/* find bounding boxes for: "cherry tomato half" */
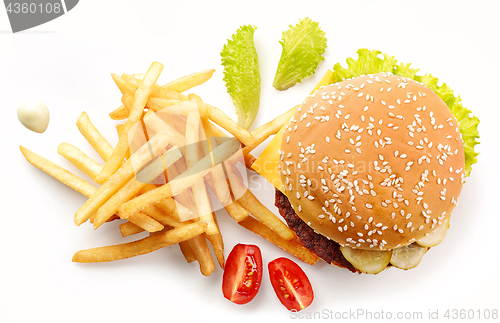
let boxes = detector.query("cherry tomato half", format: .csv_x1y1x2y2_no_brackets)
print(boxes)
268,257,314,311
222,244,263,304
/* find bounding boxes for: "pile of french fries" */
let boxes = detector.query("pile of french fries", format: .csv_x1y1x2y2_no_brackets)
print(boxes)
20,61,318,277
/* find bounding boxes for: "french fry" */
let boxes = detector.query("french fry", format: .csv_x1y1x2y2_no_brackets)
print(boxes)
200,117,231,203
143,111,186,148
160,147,212,278
57,143,102,180
243,105,299,154
225,147,257,171
169,156,197,207
141,205,189,229
92,147,182,229
203,199,224,269
111,98,187,120
118,169,210,221
222,201,249,222
146,97,255,148
116,123,124,135
116,69,215,120
187,234,215,276
243,153,257,170
109,102,151,122
185,109,218,235
123,69,214,94
113,98,189,121
140,184,193,222
179,241,197,263
115,124,131,160
205,232,224,268
190,110,230,268
124,211,164,233
238,217,318,265
20,146,96,198
111,73,136,96
72,222,206,263
95,62,163,184
118,137,240,220
201,158,250,222
146,98,189,113
109,105,129,120
106,215,120,222
122,74,188,101
198,103,255,147
226,168,296,241
159,157,199,222
180,132,241,179
110,170,191,230
169,115,189,140
26,144,159,231
154,199,191,222
160,155,215,274
143,108,155,120
22,145,157,231
187,105,226,264
56,142,162,230
162,69,215,93
74,131,172,226
119,221,145,237
76,112,114,162
238,191,296,240
120,204,189,237
199,116,250,222
204,119,257,170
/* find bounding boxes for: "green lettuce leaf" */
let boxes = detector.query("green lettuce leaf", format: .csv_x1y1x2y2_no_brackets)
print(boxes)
220,25,261,130
331,49,397,82
273,18,327,91
330,48,480,177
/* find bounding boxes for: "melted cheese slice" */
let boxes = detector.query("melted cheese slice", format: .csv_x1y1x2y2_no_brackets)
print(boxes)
251,124,286,192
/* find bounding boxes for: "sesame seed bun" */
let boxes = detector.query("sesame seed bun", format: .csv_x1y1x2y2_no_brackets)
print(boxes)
279,72,465,250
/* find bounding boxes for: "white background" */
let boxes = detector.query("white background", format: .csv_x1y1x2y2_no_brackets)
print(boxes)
1,1,499,322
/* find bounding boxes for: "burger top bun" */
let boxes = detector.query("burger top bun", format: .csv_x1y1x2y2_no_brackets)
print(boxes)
279,72,465,250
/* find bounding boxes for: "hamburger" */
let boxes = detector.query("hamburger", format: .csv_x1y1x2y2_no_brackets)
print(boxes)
255,49,480,274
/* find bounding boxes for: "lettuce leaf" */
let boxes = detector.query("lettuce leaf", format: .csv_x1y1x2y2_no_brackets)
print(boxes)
330,48,479,177
221,25,261,129
273,18,327,91
331,49,397,82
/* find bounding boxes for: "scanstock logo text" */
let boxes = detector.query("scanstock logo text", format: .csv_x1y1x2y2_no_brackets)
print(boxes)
3,0,79,33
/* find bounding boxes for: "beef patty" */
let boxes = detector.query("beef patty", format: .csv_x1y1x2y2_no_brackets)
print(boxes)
275,189,359,273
